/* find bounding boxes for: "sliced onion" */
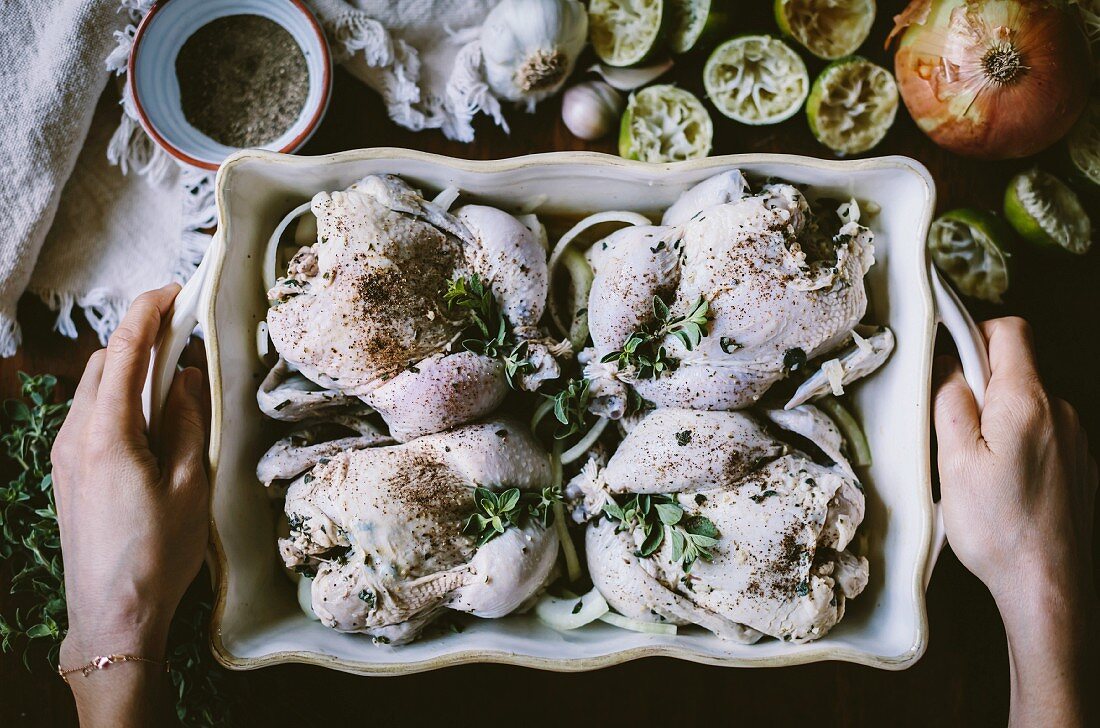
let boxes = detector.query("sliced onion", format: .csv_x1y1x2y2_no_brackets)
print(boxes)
256,320,270,362
431,186,461,211
530,397,555,434
821,358,845,396
561,416,610,464
547,211,650,338
561,248,594,350
588,59,674,91
265,202,313,290
294,211,317,247
550,442,583,583
297,577,320,621
817,395,871,468
515,213,549,251
535,588,609,631
599,611,677,635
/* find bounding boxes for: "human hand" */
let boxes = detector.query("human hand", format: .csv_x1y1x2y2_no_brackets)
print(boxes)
933,316,1097,727
933,316,1096,608
51,285,208,708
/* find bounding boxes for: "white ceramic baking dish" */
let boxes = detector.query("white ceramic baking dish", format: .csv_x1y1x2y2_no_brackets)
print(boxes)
145,149,990,674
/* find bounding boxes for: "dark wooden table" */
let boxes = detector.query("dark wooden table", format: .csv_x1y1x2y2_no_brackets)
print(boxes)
3,3,1097,726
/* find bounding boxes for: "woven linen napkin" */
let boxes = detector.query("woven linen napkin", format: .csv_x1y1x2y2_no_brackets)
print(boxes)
308,0,503,142
1,0,511,356
0,0,126,355
28,90,211,344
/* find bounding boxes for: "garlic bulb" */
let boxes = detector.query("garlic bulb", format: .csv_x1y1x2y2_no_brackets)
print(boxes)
561,80,624,140
481,0,588,111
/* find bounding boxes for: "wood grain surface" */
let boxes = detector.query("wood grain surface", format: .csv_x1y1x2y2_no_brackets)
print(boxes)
2,2,1097,726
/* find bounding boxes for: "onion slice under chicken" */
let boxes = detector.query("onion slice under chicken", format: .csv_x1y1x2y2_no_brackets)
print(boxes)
535,588,610,631
264,201,313,291
547,210,651,338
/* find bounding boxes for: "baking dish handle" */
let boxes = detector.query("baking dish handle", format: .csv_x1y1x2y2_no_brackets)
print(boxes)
142,248,213,445
925,265,991,587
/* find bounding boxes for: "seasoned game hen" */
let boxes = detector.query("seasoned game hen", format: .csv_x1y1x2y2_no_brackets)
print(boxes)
582,171,883,417
264,174,559,441
567,407,868,643
280,419,558,645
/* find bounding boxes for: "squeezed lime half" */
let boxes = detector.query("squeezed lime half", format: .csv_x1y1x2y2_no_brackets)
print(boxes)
1066,98,1100,188
667,0,725,53
775,0,875,59
807,56,898,155
619,84,713,163
928,208,1014,303
589,0,667,67
703,35,809,125
1004,169,1092,255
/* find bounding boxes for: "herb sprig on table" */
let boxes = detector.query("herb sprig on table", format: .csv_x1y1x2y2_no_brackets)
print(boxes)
444,274,533,387
462,485,563,547
0,373,70,666
602,493,720,572
601,295,711,379
0,373,243,727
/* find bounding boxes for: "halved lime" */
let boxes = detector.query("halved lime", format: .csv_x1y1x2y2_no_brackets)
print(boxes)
1066,97,1100,188
775,0,875,60
668,0,726,53
1004,169,1092,254
619,84,713,162
807,57,898,155
703,35,809,125
589,0,667,67
927,209,1014,303
1081,0,1100,43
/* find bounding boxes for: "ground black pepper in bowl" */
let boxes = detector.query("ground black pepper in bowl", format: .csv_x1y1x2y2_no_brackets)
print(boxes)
176,14,309,148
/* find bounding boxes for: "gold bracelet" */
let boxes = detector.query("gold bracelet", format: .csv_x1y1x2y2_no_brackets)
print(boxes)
58,653,170,682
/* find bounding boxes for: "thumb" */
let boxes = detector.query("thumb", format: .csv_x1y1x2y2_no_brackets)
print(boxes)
932,355,982,456
160,367,208,490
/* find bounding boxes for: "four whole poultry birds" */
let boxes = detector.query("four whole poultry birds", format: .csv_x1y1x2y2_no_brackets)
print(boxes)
259,171,891,644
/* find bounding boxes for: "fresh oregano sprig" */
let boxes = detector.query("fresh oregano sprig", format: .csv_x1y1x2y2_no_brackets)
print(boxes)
462,485,563,547
0,373,70,667
602,492,720,572
445,274,533,388
0,374,245,727
601,295,711,380
546,377,591,440
444,273,496,332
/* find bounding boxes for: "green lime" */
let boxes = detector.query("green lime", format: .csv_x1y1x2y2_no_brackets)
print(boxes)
703,35,809,125
1080,0,1100,42
1004,168,1092,254
806,56,898,155
619,84,713,163
667,0,726,53
775,0,875,60
1066,97,1100,188
927,209,1014,303
589,0,668,67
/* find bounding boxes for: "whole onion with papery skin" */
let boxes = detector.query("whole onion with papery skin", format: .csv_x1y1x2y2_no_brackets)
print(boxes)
889,0,1093,160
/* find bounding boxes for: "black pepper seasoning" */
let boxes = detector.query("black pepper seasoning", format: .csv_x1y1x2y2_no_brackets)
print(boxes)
176,14,309,148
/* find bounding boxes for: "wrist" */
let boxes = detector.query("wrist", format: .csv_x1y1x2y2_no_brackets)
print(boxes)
992,559,1095,651
61,607,171,670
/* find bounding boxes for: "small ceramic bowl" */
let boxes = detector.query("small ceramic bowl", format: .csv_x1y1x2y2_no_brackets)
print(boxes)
128,0,331,171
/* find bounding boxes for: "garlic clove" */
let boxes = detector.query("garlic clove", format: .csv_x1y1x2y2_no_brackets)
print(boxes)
588,58,674,91
561,80,624,140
